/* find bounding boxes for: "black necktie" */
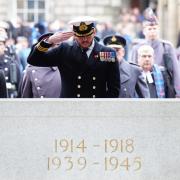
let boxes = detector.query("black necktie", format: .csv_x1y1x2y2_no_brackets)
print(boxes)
82,48,89,52
82,48,89,60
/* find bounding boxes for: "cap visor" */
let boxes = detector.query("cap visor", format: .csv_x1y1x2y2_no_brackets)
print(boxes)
107,44,123,48
74,30,94,37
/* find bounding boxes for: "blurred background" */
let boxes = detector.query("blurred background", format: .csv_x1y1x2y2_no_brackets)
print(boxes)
0,0,179,46
0,0,180,98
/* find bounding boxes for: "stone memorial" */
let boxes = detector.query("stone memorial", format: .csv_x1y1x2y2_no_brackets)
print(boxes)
0,99,180,180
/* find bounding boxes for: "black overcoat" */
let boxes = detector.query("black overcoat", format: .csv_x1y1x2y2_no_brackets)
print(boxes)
27,40,120,98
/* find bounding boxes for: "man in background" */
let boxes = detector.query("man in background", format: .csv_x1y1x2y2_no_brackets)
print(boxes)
103,35,149,98
130,8,180,97
137,45,175,98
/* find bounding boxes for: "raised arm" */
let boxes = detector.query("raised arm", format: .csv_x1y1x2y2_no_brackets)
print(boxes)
27,32,74,67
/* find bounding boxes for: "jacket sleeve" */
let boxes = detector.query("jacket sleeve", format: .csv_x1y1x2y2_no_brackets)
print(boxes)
27,41,66,67
106,60,121,98
167,43,180,97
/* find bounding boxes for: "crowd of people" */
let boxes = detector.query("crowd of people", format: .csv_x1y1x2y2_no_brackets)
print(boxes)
0,7,180,98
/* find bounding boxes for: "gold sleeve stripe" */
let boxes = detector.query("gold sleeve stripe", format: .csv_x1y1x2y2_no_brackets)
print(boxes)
36,43,49,52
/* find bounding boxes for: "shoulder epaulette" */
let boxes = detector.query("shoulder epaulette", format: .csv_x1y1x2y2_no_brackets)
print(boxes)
129,61,140,67
161,39,173,47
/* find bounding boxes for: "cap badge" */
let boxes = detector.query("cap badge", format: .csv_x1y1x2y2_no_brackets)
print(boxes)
79,22,88,32
111,36,117,42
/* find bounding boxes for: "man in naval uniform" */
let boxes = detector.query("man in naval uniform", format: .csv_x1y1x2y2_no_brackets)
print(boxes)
103,35,150,98
130,8,180,97
27,16,120,98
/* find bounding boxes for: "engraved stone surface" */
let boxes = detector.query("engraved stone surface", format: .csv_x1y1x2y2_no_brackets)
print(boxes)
0,99,180,180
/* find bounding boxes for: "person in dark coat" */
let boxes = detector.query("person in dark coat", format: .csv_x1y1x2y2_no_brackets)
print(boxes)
103,35,150,98
130,8,180,97
0,70,7,98
0,32,21,98
27,16,120,98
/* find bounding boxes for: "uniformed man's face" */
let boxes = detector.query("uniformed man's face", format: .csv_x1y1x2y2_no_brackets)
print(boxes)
0,41,6,55
143,25,159,40
113,46,125,62
138,51,154,72
74,30,95,48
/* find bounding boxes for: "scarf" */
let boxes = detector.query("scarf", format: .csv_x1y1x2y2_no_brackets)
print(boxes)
152,64,165,98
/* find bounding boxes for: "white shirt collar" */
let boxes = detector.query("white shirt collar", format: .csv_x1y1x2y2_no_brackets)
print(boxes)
143,71,154,83
86,40,95,57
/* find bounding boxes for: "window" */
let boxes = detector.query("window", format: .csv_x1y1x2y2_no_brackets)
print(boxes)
17,0,46,22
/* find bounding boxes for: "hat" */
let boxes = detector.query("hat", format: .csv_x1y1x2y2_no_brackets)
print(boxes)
38,32,54,42
103,35,126,48
68,16,97,37
143,7,159,27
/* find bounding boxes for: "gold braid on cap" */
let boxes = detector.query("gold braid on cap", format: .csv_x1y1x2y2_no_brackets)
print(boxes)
36,42,49,52
79,22,88,32
75,29,94,37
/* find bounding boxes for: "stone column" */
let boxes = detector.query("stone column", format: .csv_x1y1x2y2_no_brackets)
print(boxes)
0,0,7,20
157,0,163,38
6,0,17,22
158,0,178,46
167,0,178,45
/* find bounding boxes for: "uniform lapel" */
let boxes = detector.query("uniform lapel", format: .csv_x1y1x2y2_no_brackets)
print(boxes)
70,41,89,74
88,41,102,67
72,41,85,63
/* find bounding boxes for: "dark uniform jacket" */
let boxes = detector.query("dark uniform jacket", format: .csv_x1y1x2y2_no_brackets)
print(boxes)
0,54,21,98
119,59,150,98
20,65,61,98
0,70,7,98
27,40,120,98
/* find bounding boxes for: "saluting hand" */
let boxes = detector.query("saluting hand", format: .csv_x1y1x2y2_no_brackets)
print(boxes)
47,31,74,45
